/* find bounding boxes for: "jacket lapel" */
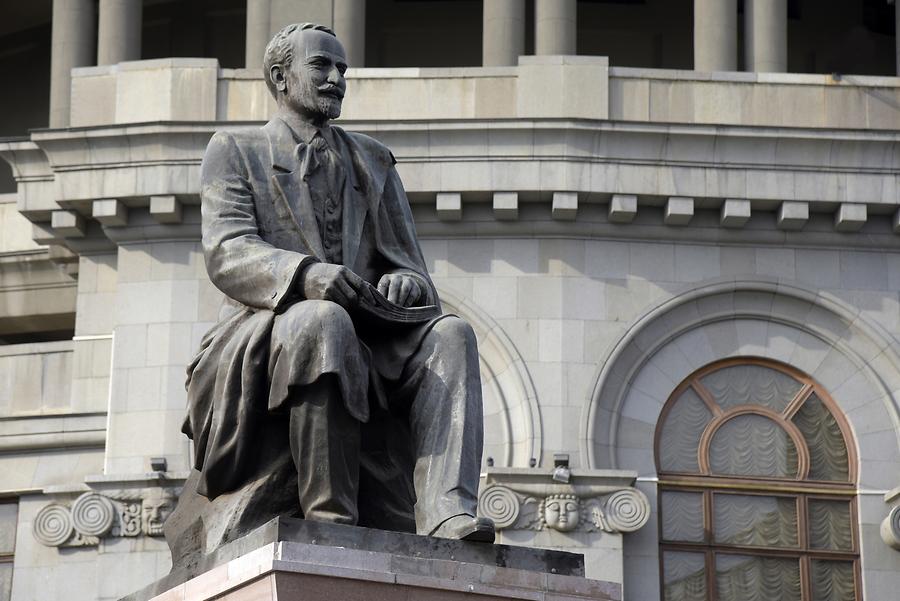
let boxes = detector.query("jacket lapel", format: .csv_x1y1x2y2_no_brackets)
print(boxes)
335,129,391,269
338,135,366,270
264,119,326,259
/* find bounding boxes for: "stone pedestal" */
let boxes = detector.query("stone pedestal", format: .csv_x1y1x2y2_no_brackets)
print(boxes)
121,518,619,601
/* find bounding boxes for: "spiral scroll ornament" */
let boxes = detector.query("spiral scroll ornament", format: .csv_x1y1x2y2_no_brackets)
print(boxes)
71,493,116,537
603,489,650,532
33,504,74,547
881,505,900,550
477,485,520,529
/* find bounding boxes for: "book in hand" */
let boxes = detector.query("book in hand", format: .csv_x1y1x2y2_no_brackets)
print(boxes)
354,282,441,325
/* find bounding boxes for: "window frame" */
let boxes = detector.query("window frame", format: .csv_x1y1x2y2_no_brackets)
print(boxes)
0,498,16,601
655,357,861,601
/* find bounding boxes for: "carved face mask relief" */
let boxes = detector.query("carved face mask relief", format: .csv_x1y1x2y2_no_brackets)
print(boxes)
543,495,580,532
141,495,175,536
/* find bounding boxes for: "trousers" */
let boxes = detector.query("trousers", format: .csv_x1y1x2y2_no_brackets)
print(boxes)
268,299,484,535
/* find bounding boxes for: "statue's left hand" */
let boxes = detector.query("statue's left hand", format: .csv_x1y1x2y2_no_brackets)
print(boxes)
377,274,422,307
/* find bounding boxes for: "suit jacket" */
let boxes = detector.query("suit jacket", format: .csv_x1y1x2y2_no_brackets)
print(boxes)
201,117,437,315
184,117,439,498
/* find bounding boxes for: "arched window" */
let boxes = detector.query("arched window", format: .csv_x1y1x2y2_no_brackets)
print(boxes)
655,358,860,601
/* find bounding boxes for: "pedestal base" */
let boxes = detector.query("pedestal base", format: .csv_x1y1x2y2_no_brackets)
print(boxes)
122,518,619,601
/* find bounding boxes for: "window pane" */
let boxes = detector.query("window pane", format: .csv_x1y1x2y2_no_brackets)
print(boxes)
709,415,798,478
663,551,707,601
0,563,10,601
809,500,853,551
700,365,802,412
792,394,850,482
661,492,705,542
0,504,16,555
715,555,801,601
659,388,712,473
713,494,798,548
810,560,856,601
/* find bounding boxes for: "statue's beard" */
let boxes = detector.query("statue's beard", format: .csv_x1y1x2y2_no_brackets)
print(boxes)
316,96,342,120
288,85,342,121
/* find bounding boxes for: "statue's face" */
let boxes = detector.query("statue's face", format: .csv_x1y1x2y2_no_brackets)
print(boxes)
544,497,579,532
281,29,347,123
141,496,175,536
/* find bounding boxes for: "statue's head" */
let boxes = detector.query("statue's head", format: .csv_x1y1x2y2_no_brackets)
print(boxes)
264,23,347,124
541,494,580,532
141,491,176,536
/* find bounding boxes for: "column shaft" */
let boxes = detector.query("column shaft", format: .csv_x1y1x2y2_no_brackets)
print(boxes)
535,0,576,55
694,0,737,71
98,0,142,65
246,0,272,69
745,0,786,72
334,0,366,67
483,0,525,66
896,1,900,76
50,0,96,128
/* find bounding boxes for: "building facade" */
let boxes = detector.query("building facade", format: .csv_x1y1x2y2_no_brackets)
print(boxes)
1,1,899,600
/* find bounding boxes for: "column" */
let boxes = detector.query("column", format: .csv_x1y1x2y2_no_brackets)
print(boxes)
745,0,787,72
334,0,365,67
50,0,96,128
535,0,576,55
483,0,525,66
896,1,900,76
245,0,272,69
98,0,142,65
694,0,737,71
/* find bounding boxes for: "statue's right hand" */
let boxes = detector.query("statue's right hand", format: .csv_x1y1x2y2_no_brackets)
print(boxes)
300,263,365,308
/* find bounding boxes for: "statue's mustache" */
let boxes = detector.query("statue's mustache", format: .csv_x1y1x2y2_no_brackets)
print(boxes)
318,85,344,99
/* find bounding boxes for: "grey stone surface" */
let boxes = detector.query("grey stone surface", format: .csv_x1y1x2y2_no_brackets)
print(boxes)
149,195,182,224
51,210,86,237
720,198,751,227
776,200,808,230
694,0,737,71
482,0,525,67
93,199,129,226
664,196,694,225
745,0,787,73
50,0,96,127
835,202,867,232
436,192,463,221
494,191,519,220
535,0,576,56
551,191,578,221
125,517,587,601
608,194,637,224
97,0,142,66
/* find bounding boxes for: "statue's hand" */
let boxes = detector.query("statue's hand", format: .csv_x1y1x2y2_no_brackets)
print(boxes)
377,274,422,307
301,263,366,308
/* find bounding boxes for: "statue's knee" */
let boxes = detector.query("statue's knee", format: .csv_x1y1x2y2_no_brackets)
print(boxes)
430,316,476,349
275,300,354,342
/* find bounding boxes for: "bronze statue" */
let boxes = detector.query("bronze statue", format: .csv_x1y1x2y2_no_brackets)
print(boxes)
178,22,493,546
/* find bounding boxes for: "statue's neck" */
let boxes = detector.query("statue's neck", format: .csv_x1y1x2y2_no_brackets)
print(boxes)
276,108,330,134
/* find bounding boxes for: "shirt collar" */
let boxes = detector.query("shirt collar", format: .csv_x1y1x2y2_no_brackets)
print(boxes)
278,114,336,147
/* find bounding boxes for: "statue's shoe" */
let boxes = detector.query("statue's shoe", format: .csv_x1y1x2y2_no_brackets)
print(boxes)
430,515,495,543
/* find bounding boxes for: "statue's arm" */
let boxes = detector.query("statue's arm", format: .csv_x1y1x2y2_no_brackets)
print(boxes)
200,131,316,311
377,165,439,307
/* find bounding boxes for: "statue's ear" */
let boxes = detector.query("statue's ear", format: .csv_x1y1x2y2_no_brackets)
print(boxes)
270,64,287,94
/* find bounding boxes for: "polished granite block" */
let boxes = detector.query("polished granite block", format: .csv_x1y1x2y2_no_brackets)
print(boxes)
121,517,621,601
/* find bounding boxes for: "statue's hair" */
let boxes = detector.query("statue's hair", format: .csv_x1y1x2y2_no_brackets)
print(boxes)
263,23,336,98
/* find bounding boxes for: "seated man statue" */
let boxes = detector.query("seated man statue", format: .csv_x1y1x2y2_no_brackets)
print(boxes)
179,22,494,544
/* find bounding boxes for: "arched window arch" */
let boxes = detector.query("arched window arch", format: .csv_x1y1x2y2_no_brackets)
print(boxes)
655,358,860,601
